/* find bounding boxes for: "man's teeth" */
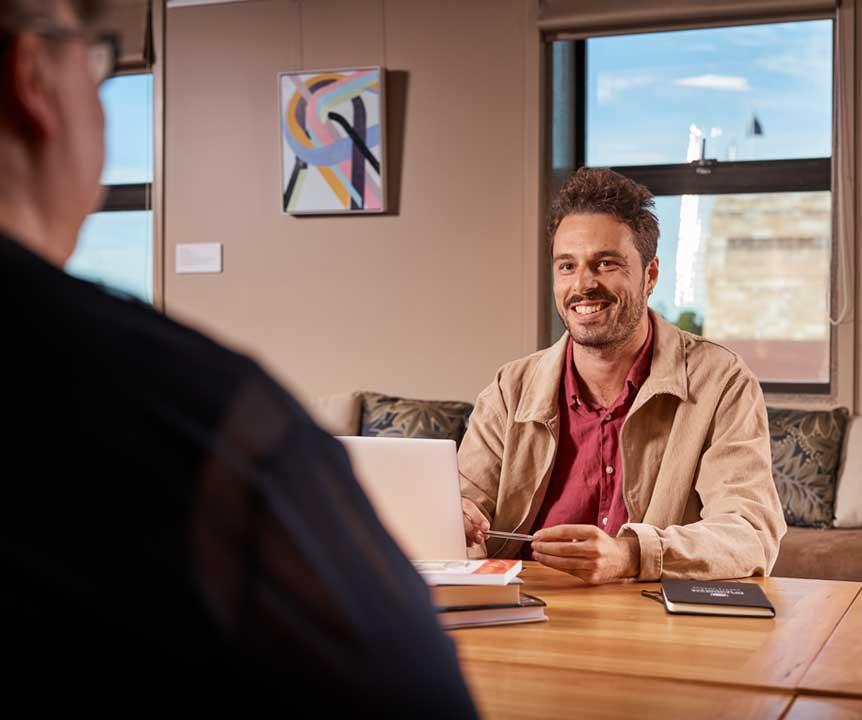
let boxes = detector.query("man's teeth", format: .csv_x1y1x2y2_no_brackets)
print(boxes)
574,304,605,315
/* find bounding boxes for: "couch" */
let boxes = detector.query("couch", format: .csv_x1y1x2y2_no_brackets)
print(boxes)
769,410,862,581
309,391,862,582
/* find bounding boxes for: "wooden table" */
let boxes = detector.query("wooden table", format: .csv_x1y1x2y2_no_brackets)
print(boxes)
798,588,862,698
459,662,794,720
784,696,862,720
450,563,862,717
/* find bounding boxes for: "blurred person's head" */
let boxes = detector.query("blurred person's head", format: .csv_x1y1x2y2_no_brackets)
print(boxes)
0,0,110,265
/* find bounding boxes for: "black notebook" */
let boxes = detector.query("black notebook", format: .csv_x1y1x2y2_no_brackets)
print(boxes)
645,579,776,618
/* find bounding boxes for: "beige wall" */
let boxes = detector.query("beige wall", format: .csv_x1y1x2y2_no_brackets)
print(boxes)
164,0,541,405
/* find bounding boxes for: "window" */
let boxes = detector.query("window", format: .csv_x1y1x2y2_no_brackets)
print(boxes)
549,19,835,394
66,72,153,304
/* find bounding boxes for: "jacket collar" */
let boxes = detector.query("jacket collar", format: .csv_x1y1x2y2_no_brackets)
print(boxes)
513,331,569,423
637,309,689,406
513,309,688,424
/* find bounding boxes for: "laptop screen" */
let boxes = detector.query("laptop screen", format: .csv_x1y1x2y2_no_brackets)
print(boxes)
338,436,468,561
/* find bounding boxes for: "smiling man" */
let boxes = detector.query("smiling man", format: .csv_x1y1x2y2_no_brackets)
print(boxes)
459,167,786,584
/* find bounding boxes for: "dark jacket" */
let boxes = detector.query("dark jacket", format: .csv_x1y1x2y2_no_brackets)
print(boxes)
1,232,476,716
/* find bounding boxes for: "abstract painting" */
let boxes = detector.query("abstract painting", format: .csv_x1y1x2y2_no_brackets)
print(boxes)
279,66,386,214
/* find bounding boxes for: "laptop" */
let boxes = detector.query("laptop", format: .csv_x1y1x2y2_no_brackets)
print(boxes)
338,436,468,561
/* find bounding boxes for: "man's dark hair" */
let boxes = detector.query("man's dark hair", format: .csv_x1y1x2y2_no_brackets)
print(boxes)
547,167,660,267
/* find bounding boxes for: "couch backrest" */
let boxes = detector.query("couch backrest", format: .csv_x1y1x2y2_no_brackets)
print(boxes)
307,391,363,436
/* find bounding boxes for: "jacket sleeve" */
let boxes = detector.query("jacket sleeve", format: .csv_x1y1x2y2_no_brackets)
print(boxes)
457,374,509,557
622,366,787,581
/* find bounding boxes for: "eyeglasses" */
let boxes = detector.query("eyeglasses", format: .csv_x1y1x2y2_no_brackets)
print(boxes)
34,27,121,85
85,34,120,85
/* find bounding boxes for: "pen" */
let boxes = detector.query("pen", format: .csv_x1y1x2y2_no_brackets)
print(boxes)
485,530,535,542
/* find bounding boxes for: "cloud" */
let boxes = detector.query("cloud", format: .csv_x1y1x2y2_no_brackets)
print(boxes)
675,74,751,91
727,24,777,47
684,42,717,53
755,46,830,81
597,73,655,103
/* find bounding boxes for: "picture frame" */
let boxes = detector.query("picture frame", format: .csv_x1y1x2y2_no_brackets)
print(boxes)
278,66,386,215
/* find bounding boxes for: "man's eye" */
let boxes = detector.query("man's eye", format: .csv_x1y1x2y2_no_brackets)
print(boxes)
559,263,573,272
597,260,614,269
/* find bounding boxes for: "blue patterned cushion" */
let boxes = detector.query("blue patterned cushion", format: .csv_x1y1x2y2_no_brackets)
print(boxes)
360,392,473,446
768,407,850,527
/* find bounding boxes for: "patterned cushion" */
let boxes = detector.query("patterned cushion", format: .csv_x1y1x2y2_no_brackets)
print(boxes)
360,392,473,445
768,407,850,527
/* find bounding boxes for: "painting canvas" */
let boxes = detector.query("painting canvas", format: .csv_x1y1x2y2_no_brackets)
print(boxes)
279,66,386,214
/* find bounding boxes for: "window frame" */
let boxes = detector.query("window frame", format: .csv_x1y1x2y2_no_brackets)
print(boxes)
102,182,150,213
82,0,164,308
82,67,155,306
99,66,153,214
550,20,838,397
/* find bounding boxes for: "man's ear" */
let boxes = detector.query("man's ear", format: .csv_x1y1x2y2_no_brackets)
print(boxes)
645,255,659,295
4,33,59,142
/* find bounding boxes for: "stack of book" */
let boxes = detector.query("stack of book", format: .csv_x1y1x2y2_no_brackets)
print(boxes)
414,559,547,629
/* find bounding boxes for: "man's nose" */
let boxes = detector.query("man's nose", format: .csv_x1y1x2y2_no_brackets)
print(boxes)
571,265,599,295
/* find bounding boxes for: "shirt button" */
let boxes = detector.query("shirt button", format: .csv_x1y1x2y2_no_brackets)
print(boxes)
604,413,612,422
605,466,614,474
602,517,608,526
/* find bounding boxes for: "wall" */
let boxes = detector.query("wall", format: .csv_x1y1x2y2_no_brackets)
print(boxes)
164,0,541,405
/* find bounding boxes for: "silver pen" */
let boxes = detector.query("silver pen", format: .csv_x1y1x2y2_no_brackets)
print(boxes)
485,530,535,542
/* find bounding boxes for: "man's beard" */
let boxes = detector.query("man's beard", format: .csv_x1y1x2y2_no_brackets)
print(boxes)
561,279,648,350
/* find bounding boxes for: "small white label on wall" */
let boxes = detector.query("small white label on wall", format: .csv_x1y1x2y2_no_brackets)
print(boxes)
176,243,222,274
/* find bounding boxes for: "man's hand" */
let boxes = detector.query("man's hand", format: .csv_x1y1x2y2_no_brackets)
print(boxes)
530,525,640,584
461,497,490,547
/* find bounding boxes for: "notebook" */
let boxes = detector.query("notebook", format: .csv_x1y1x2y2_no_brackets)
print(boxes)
643,579,776,618
437,593,548,630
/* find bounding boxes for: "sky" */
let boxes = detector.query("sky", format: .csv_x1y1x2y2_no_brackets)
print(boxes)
100,73,153,185
584,19,832,166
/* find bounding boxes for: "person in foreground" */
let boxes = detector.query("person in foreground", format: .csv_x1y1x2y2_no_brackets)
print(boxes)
460,167,786,584
0,1,476,714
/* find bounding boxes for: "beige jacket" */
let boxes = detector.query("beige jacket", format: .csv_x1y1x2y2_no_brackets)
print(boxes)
458,311,787,581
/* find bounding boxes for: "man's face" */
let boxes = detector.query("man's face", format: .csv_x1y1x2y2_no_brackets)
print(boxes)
552,212,658,350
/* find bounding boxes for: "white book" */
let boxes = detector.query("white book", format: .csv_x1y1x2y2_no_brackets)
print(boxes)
414,559,523,586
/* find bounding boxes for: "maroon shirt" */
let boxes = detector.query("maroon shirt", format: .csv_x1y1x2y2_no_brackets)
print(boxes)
523,320,654,558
